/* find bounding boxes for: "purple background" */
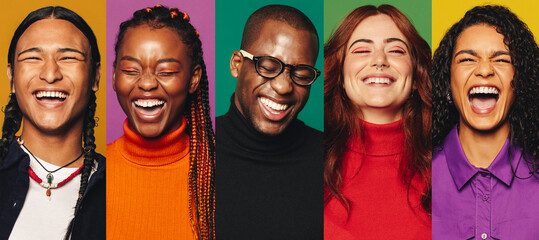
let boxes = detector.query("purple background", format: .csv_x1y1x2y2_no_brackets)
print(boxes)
106,0,215,143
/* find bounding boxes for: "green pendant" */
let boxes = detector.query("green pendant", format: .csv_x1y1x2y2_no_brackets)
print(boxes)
46,173,53,184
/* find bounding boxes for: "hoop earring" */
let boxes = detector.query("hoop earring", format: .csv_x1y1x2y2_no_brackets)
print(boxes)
446,92,453,104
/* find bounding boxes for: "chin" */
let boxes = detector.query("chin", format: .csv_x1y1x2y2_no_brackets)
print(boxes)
133,124,164,139
254,121,289,136
463,117,507,133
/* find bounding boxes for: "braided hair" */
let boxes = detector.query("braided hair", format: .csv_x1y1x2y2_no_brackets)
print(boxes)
0,6,100,239
114,5,215,239
432,5,539,176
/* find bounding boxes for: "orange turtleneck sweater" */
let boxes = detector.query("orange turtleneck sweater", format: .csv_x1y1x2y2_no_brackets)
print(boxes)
324,119,430,240
106,118,194,240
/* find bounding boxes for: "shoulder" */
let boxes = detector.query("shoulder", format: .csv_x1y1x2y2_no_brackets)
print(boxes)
295,119,323,140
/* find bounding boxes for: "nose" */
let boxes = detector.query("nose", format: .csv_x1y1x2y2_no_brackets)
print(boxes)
138,71,158,91
474,60,495,78
39,59,62,83
269,69,294,95
371,49,389,69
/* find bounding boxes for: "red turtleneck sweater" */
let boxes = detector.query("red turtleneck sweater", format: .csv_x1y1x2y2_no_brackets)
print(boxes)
324,119,430,239
106,118,194,240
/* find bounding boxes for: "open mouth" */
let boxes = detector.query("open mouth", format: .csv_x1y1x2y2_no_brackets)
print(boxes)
133,98,166,117
468,86,499,114
258,97,292,121
362,77,394,85
34,90,68,103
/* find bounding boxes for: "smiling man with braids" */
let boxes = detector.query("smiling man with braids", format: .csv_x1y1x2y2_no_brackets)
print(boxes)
216,5,323,239
0,6,104,240
107,5,215,240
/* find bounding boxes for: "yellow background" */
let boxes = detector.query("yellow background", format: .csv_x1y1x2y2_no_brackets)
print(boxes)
432,0,539,50
0,0,107,155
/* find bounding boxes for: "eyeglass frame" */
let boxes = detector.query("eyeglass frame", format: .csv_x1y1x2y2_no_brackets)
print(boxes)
239,49,320,86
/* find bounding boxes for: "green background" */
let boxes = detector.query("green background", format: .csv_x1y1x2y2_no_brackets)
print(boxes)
215,0,324,131
324,0,432,47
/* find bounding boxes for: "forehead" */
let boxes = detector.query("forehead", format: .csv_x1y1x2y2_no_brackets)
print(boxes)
118,25,190,60
348,14,408,46
248,19,317,65
454,24,508,52
17,18,89,53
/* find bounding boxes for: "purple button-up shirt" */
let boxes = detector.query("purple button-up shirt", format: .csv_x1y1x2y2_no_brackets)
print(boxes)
433,126,539,240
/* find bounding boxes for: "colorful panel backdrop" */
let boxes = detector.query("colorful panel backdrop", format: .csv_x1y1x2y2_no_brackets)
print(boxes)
215,0,324,131
0,0,107,154
432,0,539,51
324,0,432,46
106,0,215,143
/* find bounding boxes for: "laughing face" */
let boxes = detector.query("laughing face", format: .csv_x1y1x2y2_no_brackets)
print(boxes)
342,14,413,124
231,19,317,135
114,25,201,139
451,24,514,132
8,19,98,135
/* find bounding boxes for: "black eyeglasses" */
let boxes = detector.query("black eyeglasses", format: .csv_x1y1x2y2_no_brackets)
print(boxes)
239,50,320,86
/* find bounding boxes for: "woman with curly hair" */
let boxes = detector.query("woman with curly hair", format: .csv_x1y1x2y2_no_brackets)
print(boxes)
106,5,215,240
324,5,431,239
432,5,539,239
0,6,104,240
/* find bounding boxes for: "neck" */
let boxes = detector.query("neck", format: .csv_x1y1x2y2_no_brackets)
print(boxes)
20,120,84,167
359,107,403,124
458,120,510,168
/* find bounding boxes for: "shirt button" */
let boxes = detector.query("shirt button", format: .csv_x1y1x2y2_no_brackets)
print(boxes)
481,233,487,239
12,202,17,208
481,172,489,177
482,195,489,202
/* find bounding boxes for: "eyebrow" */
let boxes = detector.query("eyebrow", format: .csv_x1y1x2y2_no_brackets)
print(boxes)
454,49,511,58
17,47,87,58
119,56,182,66
58,48,87,58
119,56,140,63
156,58,182,66
17,47,41,58
348,38,409,50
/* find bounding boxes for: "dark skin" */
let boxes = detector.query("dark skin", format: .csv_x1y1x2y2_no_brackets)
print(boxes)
230,19,318,136
113,25,201,139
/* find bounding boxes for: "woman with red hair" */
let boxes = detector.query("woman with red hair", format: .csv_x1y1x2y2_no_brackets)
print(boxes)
324,5,431,239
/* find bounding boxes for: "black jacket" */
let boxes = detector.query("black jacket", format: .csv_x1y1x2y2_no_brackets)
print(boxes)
0,140,105,240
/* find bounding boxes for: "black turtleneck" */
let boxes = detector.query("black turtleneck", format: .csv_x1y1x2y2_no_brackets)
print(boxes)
215,96,323,239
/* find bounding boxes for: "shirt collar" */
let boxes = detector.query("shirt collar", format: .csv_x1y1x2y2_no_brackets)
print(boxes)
444,125,521,190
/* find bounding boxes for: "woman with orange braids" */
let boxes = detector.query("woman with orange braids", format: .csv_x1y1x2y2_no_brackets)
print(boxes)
106,5,215,240
324,5,431,239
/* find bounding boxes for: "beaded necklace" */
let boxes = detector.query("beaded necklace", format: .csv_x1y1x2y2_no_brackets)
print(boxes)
17,137,84,200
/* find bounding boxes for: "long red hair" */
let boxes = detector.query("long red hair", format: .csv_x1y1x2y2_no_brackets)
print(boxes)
324,5,432,213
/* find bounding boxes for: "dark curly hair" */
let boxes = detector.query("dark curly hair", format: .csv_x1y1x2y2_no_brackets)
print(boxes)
114,5,215,239
432,5,539,174
1,6,100,240
324,4,432,213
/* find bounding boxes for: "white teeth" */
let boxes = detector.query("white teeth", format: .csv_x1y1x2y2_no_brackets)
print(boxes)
364,77,391,84
35,91,66,99
260,97,288,111
469,86,499,95
134,99,165,108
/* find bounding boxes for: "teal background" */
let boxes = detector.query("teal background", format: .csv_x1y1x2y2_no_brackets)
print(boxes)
215,0,324,131
324,0,432,47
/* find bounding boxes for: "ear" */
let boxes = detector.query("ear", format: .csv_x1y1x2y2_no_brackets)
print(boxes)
188,64,202,94
230,50,244,78
7,64,14,93
112,66,117,92
92,63,101,92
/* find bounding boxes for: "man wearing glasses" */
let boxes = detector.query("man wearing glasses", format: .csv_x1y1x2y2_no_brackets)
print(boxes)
215,4,323,239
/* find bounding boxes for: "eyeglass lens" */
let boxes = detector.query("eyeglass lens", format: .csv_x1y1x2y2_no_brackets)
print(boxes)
256,57,316,85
